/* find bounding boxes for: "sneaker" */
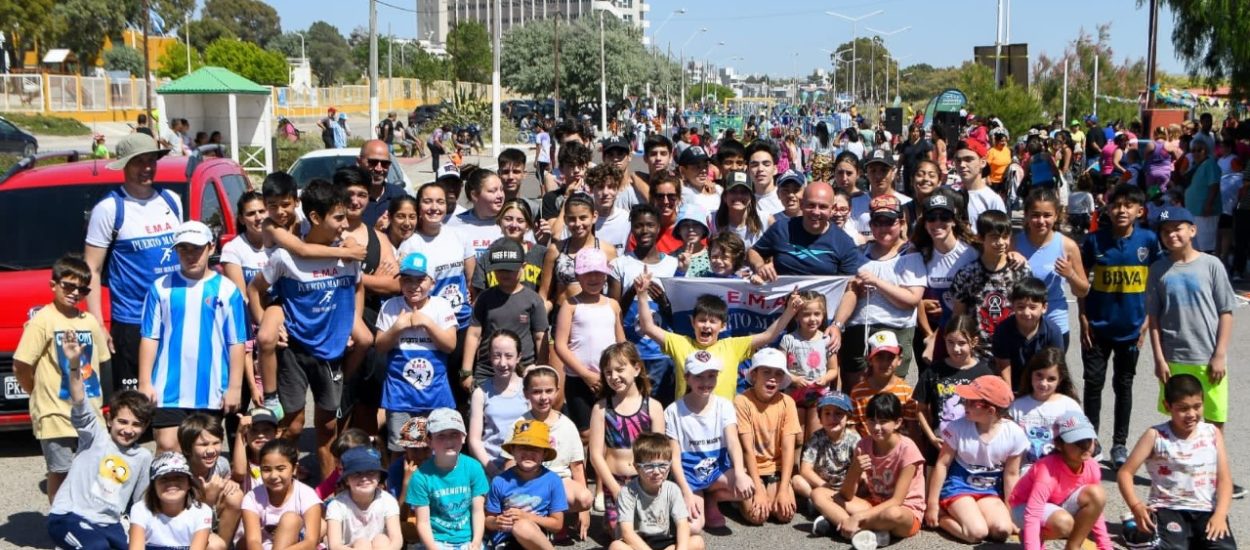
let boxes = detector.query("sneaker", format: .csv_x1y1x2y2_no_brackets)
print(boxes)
851,529,889,550
262,394,284,422
593,490,605,513
811,516,831,536
1233,483,1247,499
1111,445,1129,469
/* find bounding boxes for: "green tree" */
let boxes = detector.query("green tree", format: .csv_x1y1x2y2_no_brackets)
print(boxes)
687,82,735,103
0,0,57,70
1031,25,1146,127
826,35,895,104
204,37,288,85
446,21,491,83
51,0,128,73
152,0,196,34
103,45,144,76
305,21,356,85
155,41,203,79
959,62,1043,137
185,18,236,51
201,0,280,47
267,32,305,60
1157,0,1250,102
897,63,961,104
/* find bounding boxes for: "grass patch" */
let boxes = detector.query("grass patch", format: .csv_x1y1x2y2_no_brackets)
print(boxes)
0,113,91,136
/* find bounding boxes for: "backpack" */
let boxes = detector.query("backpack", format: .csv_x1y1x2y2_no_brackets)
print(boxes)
103,188,184,283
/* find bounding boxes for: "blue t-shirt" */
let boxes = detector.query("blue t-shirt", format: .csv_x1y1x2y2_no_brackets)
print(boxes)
262,248,361,360
485,467,568,545
991,314,1064,392
751,216,865,276
406,456,489,544
375,296,459,414
1186,158,1222,217
84,188,183,324
1081,226,1159,342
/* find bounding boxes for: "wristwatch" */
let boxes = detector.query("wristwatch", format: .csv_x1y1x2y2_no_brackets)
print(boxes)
830,320,845,331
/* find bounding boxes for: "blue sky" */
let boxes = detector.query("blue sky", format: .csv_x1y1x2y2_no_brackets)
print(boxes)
261,0,1188,77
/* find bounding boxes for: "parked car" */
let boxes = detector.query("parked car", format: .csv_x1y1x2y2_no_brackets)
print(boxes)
287,148,412,191
0,116,38,156
407,103,446,128
0,147,247,430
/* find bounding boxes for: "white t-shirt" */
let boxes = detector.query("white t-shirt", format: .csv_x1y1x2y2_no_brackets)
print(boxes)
664,397,737,461
1008,394,1083,471
850,191,913,235
684,184,723,218
596,207,631,256
942,417,1029,475
397,228,475,325
924,241,980,321
220,236,272,286
966,187,1007,234
519,413,584,479
447,210,505,259
848,250,927,328
611,254,679,290
755,189,784,220
129,500,213,548
325,490,401,546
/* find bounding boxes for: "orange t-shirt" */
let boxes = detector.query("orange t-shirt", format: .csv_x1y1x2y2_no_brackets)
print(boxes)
849,376,919,437
734,391,801,476
987,145,1012,184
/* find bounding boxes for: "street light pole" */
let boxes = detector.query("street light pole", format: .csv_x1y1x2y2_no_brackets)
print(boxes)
865,25,910,105
678,27,707,115
369,0,379,131
491,0,501,157
826,9,882,105
600,11,607,136
651,8,685,39
553,15,561,120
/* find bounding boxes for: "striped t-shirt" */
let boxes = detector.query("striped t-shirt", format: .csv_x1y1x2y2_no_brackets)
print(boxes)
849,376,920,437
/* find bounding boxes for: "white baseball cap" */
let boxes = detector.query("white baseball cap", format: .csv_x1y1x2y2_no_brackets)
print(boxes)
685,350,722,376
173,221,213,247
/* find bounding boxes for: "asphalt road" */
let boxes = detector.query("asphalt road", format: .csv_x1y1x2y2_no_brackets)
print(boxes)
4,149,1248,549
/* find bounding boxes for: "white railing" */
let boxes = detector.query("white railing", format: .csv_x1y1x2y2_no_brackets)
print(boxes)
0,74,43,112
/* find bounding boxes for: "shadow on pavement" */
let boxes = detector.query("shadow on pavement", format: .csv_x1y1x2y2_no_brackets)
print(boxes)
0,511,53,548
0,432,40,458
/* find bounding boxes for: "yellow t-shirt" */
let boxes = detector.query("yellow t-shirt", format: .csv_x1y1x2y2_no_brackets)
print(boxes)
662,333,753,400
734,391,801,476
987,145,1012,183
13,307,108,439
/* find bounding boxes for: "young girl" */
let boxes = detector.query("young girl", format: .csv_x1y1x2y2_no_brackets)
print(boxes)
468,330,530,477
241,439,323,550
179,413,244,548
554,248,626,435
1008,348,1083,473
472,200,549,295
925,375,1028,543
448,167,509,259
831,187,866,245
1013,188,1090,346
836,195,926,387
904,159,942,231
325,447,403,550
233,407,279,492
712,175,771,247
674,204,711,277
779,291,838,441
221,191,271,407
540,193,616,306
130,452,213,550
520,366,593,540
913,315,995,455
1008,411,1113,550
819,393,926,546
588,342,665,533
316,428,373,500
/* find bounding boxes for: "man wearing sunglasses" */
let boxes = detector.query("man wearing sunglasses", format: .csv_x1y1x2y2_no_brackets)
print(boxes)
357,139,409,229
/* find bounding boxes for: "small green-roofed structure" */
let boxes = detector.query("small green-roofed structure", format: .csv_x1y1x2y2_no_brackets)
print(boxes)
157,67,273,173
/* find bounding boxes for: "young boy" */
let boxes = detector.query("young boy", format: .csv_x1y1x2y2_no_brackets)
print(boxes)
586,164,632,255
820,392,926,546
1080,183,1158,467
733,348,801,526
612,432,706,550
248,179,364,479
46,336,155,550
498,147,541,224
601,135,649,210
541,141,592,221
663,353,752,532
848,331,919,438
950,210,1034,360
714,139,747,178
485,419,567,550
642,134,674,181
138,221,247,454
1147,206,1238,477
991,277,1064,393
795,392,861,507
407,407,488,550
1117,374,1236,550
14,255,110,504
462,238,550,387
634,273,802,400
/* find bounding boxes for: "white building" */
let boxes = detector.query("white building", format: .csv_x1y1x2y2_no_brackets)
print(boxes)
418,0,649,47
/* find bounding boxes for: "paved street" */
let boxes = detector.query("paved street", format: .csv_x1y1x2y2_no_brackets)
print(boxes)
4,144,1248,549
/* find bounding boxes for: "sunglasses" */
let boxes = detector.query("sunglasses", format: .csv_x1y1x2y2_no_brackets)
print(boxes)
56,280,91,296
637,461,671,473
366,158,392,169
924,211,955,223
653,193,679,203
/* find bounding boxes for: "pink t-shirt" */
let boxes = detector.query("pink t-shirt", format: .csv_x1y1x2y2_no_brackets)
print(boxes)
241,480,321,550
1008,453,1112,550
855,436,926,521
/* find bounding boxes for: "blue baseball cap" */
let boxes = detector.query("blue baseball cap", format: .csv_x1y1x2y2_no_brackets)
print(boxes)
817,391,854,413
399,252,429,277
339,446,386,481
1153,205,1196,228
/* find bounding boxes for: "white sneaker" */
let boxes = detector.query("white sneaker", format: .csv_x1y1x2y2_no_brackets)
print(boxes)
851,530,889,550
811,516,831,536
593,490,605,512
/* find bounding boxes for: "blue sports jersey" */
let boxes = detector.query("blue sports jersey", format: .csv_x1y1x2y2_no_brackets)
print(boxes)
85,188,183,324
375,296,458,414
140,271,247,409
262,249,361,361
1081,226,1160,342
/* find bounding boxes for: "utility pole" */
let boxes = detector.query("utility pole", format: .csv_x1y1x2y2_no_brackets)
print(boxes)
599,11,607,136
387,23,393,113
185,13,191,73
369,0,379,131
1145,0,1159,109
491,0,501,156
1062,58,1069,123
1093,55,1099,117
553,16,560,120
143,0,152,122
826,10,882,104
994,0,1004,88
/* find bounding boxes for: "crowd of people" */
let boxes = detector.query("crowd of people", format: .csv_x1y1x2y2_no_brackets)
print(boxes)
14,98,1247,550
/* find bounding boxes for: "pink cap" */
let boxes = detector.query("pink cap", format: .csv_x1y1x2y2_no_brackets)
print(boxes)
574,248,610,276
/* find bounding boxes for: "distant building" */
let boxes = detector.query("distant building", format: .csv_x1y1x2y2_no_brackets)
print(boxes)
418,0,649,47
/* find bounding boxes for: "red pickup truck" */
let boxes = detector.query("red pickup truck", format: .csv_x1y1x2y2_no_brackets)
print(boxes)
0,148,249,430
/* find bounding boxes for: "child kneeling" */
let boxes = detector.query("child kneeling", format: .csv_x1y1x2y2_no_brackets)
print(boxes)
485,419,568,550
611,433,705,550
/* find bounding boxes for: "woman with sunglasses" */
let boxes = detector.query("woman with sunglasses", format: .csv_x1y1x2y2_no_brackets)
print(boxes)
910,188,979,372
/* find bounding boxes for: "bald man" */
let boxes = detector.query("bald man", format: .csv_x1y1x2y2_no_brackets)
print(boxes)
357,139,409,228
748,181,865,280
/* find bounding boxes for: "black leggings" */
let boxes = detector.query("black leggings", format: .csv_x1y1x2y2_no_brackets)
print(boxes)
429,143,445,170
